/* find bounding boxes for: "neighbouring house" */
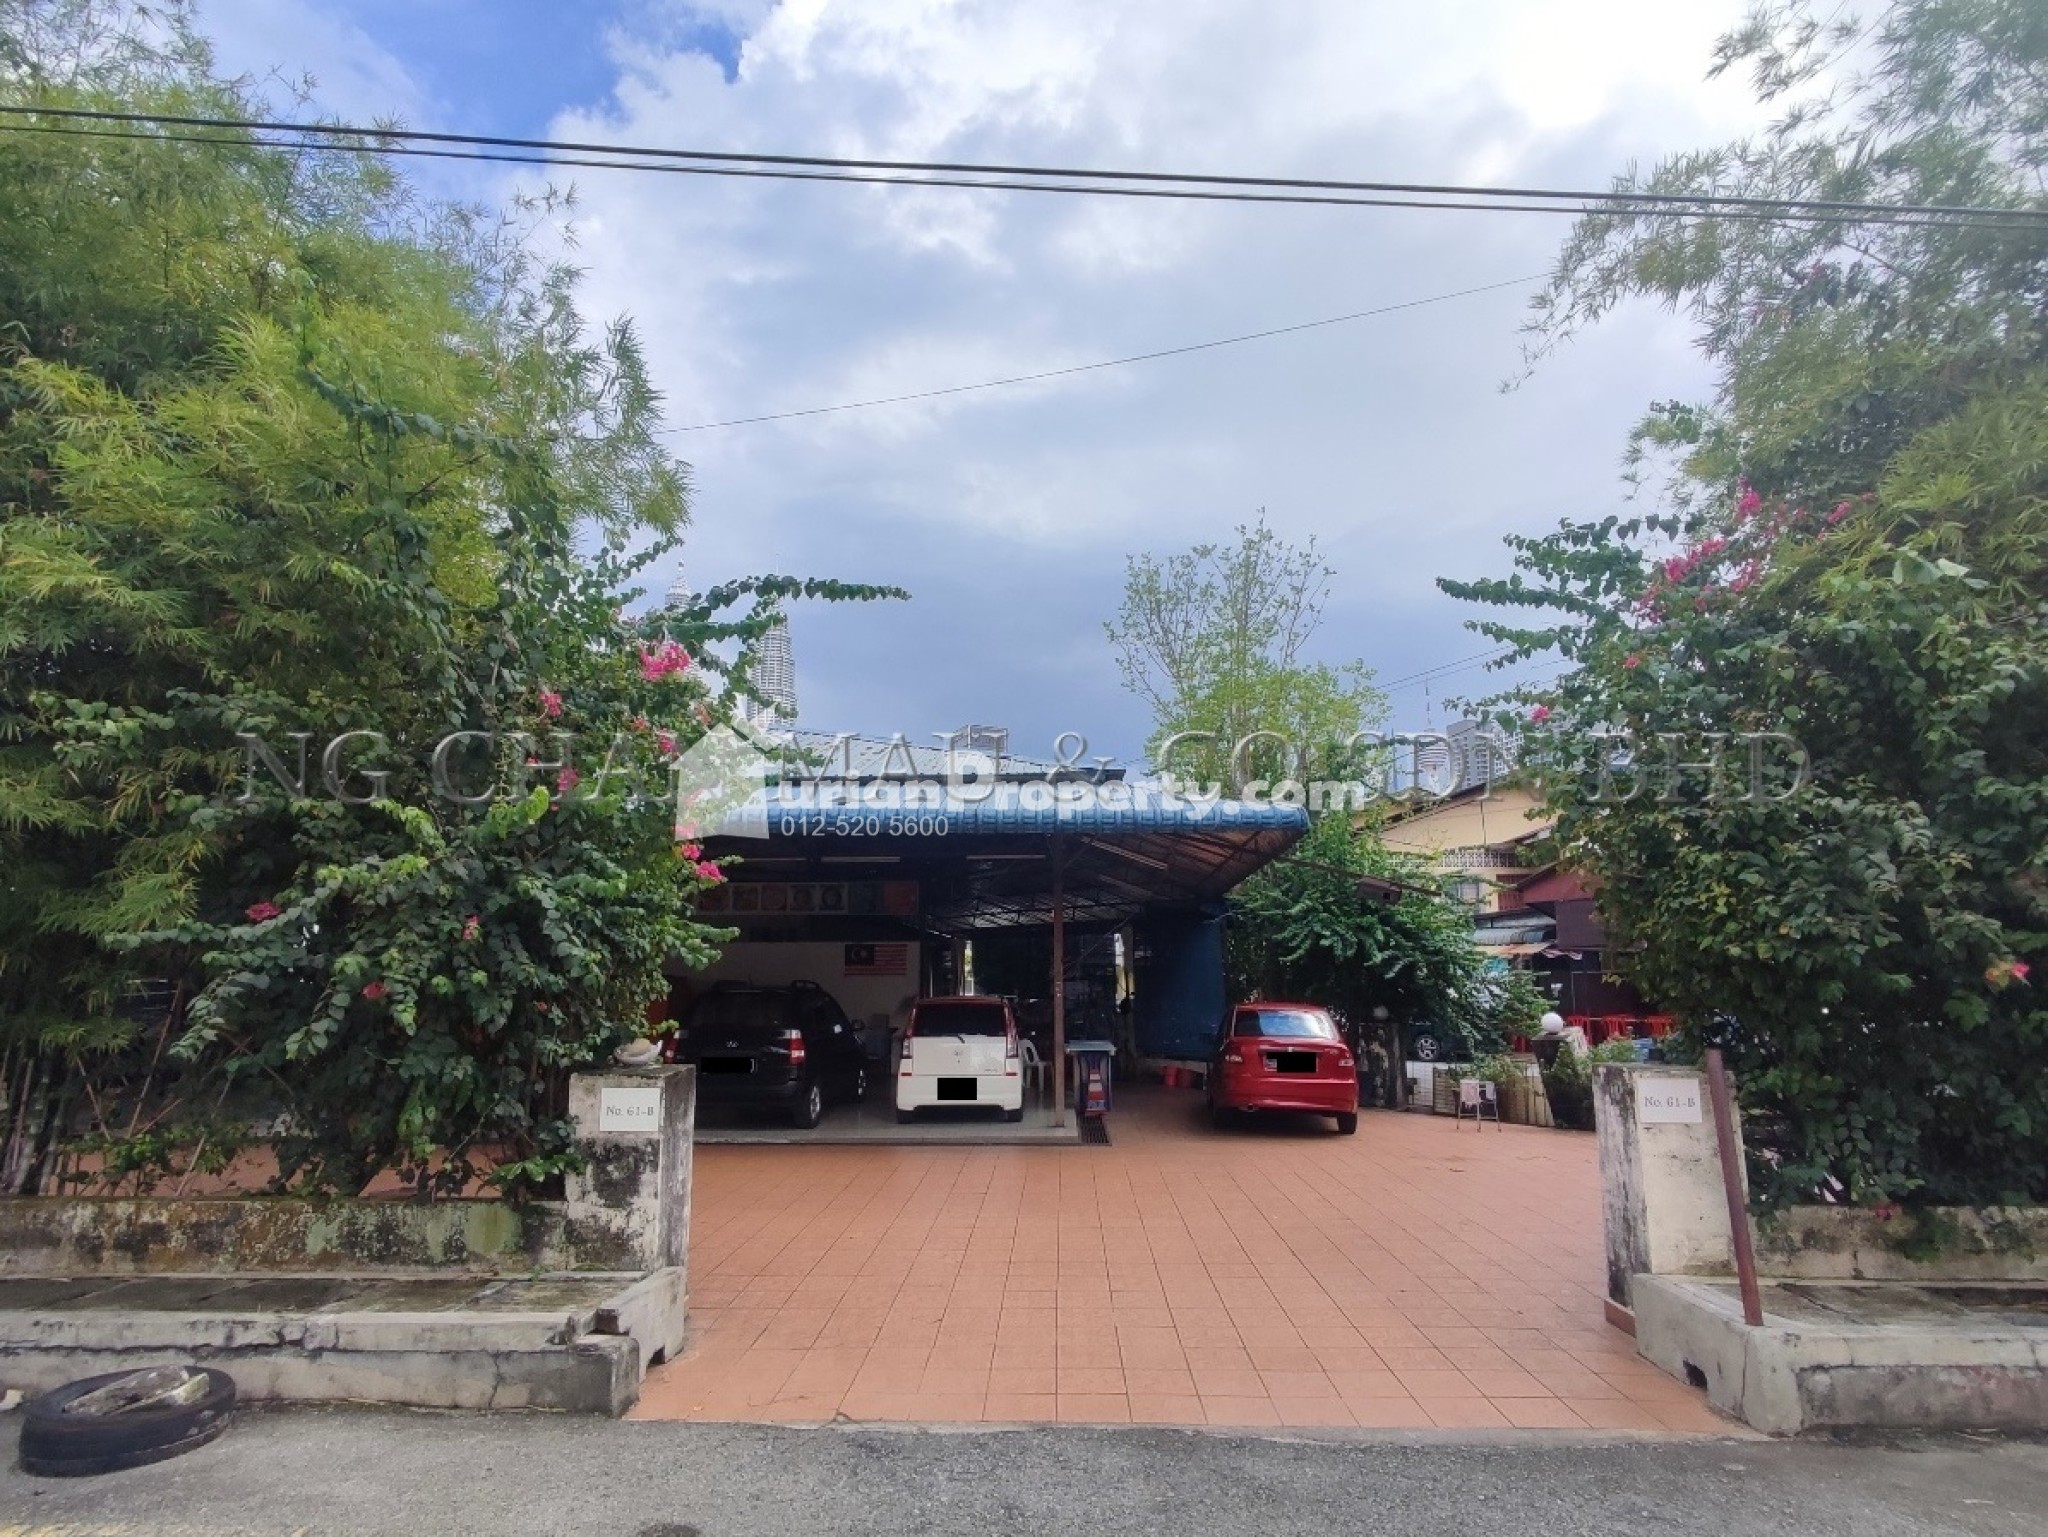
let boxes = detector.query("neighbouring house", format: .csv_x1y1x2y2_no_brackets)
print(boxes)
1377,722,1659,1036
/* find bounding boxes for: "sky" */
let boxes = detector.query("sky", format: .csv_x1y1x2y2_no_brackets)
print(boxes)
198,0,1774,767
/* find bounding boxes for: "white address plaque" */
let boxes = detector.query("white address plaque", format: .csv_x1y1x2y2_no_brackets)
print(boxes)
1636,1077,1705,1124
598,1085,663,1134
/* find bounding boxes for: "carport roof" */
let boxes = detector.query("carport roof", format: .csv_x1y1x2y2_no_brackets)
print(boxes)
707,780,1308,929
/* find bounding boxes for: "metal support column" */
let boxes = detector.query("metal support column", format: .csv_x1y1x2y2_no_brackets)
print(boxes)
1050,835,1067,1128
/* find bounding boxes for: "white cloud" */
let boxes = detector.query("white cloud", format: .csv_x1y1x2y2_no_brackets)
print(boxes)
199,0,429,123
200,0,1782,760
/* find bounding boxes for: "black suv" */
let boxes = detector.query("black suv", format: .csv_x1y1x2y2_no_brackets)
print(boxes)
661,980,869,1128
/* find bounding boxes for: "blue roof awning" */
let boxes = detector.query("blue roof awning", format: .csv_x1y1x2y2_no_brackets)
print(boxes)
704,780,1309,927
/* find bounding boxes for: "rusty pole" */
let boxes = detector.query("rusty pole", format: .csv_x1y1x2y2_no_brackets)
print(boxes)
1050,836,1067,1128
1704,1047,1764,1327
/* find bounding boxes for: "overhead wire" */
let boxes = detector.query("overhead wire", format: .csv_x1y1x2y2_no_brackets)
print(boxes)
0,110,2042,234
663,275,1547,430
4,103,2046,226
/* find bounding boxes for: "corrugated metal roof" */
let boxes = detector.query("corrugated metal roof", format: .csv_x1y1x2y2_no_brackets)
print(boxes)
704,779,1308,929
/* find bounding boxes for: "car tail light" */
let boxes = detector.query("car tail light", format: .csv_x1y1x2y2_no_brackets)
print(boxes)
783,1028,806,1068
899,1037,914,1075
1004,1031,1019,1076
1222,1048,1243,1065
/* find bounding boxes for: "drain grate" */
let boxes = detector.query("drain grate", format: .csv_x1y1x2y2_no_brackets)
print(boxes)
1081,1117,1110,1145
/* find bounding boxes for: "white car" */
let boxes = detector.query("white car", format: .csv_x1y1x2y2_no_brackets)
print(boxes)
896,995,1025,1122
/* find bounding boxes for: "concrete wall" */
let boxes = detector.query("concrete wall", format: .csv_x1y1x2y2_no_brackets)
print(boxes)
0,1068,697,1415
1755,1206,2048,1282
0,1196,592,1276
0,1066,698,1281
1633,1274,2048,1435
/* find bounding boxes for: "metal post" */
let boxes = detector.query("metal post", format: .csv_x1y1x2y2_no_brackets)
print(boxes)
1704,1047,1764,1327
1050,836,1066,1128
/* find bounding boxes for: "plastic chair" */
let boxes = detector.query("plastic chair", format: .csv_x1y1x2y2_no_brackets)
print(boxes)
1019,1039,1051,1104
1456,1077,1501,1129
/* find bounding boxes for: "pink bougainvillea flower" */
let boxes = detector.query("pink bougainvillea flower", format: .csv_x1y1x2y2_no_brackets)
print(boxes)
1986,958,2032,988
638,640,692,682
1827,501,1852,525
2016,961,2033,984
461,914,481,943
656,730,677,755
1529,705,1552,724
630,714,650,734
694,860,726,884
555,766,581,795
677,842,703,861
1623,654,1642,670
538,688,564,719
1737,484,1762,518
245,900,282,923
361,980,389,1001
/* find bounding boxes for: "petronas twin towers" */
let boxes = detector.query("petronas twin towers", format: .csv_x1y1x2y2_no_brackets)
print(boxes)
667,569,797,728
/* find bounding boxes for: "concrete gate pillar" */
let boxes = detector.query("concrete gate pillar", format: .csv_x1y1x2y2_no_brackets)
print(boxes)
1593,1063,1741,1323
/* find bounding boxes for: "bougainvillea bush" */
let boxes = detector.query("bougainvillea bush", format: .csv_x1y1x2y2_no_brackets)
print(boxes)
0,2,896,1195
1440,0,2046,1208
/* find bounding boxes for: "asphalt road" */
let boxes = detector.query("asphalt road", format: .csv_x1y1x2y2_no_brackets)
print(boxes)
1,1409,2043,1537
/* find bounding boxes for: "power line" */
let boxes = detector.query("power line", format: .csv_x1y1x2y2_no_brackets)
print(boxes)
1378,647,1520,691
2,105,2044,230
9,117,2022,230
3,122,2034,247
664,275,1546,431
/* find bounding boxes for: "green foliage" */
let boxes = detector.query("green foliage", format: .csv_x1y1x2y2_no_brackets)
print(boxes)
1106,516,1383,790
0,1,899,1195
1540,1040,1639,1132
1470,1052,1524,1090
1441,0,2047,1207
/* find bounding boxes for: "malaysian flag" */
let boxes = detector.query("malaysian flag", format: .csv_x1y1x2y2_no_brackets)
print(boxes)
843,942,909,978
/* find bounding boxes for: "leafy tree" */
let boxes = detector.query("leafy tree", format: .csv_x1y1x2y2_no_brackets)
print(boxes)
1106,517,1383,790
1223,810,1503,1101
0,0,898,1195
1111,519,1492,1090
1441,0,2047,1206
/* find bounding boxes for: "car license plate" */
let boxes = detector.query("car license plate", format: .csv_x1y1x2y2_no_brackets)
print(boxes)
700,1056,753,1074
1271,1051,1318,1074
937,1077,977,1100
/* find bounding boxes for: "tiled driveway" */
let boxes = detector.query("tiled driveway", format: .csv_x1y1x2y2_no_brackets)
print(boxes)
631,1088,1726,1432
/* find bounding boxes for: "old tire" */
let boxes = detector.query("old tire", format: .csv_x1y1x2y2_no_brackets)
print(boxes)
1209,1103,1233,1131
19,1368,235,1478
895,1106,916,1124
1335,1112,1359,1136
1003,1106,1024,1123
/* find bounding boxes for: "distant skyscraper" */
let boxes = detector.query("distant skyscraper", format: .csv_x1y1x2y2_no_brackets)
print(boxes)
667,564,795,726
664,566,694,611
751,608,797,726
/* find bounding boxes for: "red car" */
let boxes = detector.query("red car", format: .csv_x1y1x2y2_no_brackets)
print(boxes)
1207,1002,1359,1135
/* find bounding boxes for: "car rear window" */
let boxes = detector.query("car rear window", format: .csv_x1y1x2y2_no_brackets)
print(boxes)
911,1001,1010,1035
686,992,782,1033
1233,1009,1338,1040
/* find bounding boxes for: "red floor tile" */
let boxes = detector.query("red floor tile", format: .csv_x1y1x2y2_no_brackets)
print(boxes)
636,1087,1722,1435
